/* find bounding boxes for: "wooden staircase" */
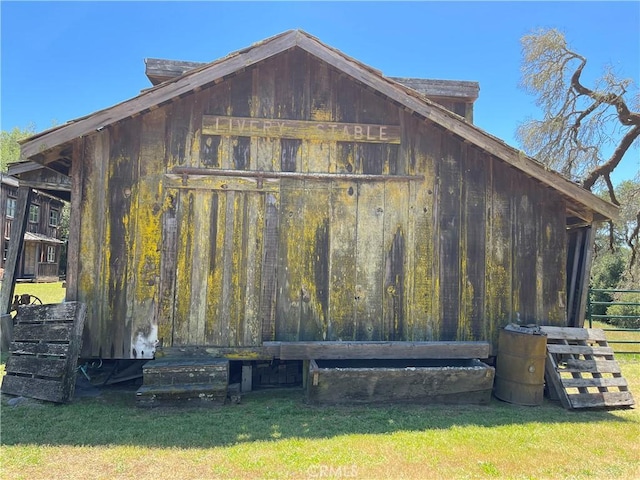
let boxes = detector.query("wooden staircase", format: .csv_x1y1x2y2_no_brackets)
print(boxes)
136,357,229,407
540,326,635,409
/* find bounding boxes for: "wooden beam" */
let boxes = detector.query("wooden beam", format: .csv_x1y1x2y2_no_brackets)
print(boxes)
389,77,479,100
269,341,491,360
155,345,281,360
575,226,595,327
64,139,83,302
0,186,33,315
18,181,71,192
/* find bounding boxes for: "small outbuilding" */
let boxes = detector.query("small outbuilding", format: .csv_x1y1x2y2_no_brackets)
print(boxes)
9,30,616,360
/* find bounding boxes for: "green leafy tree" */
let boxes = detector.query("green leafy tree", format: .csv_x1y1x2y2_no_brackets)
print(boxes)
590,180,639,325
1,125,35,171
606,292,640,329
517,28,640,273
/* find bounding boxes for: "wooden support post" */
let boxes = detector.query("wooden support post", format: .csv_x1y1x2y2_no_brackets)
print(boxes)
302,359,309,389
575,226,595,328
241,364,252,392
0,314,13,353
65,138,83,301
0,186,33,315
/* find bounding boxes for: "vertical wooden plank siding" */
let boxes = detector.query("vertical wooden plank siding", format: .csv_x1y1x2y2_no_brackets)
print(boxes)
539,197,567,325
157,189,177,347
172,190,194,345
229,190,248,345
108,120,142,357
328,182,357,341
512,178,537,323
411,119,439,340
73,49,571,357
276,183,306,341
65,138,83,302
188,191,211,344
485,157,513,347
78,132,110,357
298,181,330,341
253,59,278,172
167,100,193,168
189,90,206,168
220,190,238,344
438,134,461,340
243,192,265,346
207,191,227,344
260,193,280,342
130,108,165,358
461,147,486,340
353,181,383,341
383,181,409,341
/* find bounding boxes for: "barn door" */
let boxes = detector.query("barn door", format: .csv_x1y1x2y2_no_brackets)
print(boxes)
161,179,279,348
275,178,411,342
159,176,412,347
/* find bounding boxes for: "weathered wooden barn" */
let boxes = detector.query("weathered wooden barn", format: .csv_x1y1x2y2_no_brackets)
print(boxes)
10,30,617,362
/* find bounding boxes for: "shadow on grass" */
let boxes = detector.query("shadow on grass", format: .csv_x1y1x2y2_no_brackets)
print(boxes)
1,378,635,449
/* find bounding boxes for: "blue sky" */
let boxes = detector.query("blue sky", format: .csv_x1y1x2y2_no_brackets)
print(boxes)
1,1,638,184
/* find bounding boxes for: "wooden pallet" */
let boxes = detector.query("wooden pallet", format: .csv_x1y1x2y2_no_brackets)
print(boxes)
1,302,86,403
540,326,635,409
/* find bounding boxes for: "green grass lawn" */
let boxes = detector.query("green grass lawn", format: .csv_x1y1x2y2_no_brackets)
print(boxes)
1,360,638,480
11,281,67,305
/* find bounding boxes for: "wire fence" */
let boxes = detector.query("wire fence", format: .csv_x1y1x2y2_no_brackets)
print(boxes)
587,288,640,354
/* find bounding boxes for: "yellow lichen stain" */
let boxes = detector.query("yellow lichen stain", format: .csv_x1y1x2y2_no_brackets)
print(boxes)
547,308,563,325
486,262,509,344
132,177,163,301
207,192,226,345
230,192,245,345
191,128,201,166
310,108,333,123
304,223,328,337
223,352,267,360
458,271,474,341
156,188,177,346
173,191,194,344
432,275,441,340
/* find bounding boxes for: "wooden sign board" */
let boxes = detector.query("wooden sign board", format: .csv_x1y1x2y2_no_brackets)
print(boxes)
202,115,401,144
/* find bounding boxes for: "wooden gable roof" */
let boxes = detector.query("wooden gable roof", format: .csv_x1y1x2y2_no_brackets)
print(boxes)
18,29,617,222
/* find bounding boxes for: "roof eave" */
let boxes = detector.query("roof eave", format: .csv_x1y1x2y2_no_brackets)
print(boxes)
18,29,617,223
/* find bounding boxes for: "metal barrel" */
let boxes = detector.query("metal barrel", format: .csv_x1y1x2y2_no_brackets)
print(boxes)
494,327,547,406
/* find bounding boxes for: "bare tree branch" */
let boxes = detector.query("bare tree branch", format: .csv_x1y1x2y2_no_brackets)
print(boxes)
517,28,640,277
582,124,640,190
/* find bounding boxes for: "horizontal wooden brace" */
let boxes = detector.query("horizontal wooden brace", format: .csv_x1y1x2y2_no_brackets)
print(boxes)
172,167,424,182
155,345,280,360
164,174,280,192
265,341,491,360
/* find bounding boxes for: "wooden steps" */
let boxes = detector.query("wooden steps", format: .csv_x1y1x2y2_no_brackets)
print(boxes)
540,326,635,409
136,357,229,407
